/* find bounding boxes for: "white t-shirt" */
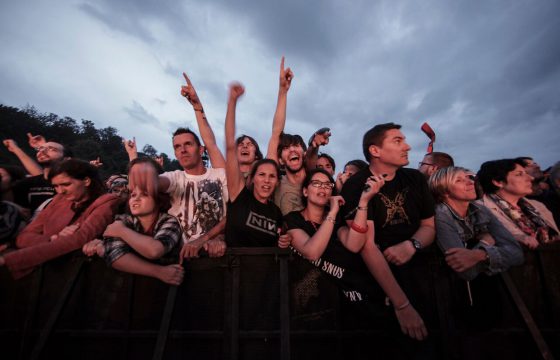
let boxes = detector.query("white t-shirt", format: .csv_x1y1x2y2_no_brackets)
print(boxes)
162,168,228,244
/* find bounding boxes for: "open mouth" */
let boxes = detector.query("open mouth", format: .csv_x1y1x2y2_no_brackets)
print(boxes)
240,150,250,156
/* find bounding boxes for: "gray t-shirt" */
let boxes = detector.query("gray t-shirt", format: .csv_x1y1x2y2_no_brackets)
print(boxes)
274,175,304,216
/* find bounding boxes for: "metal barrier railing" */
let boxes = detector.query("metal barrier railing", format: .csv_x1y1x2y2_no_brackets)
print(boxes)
1,245,559,360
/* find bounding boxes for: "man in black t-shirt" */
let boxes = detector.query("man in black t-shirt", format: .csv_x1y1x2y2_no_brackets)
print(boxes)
340,123,436,343
9,141,70,213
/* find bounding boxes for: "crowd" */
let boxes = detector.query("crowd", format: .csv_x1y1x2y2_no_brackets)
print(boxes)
1,57,559,358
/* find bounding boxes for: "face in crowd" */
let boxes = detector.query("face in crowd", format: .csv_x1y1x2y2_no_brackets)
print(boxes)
237,136,258,166
418,154,436,177
374,129,411,167
129,188,156,217
496,164,533,198
51,172,91,204
445,170,477,203
346,165,360,177
280,143,305,174
36,142,65,166
251,162,279,203
303,171,335,208
317,157,335,176
173,133,204,171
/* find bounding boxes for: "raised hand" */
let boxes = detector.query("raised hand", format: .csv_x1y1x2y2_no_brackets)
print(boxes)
279,56,294,93
3,139,20,153
309,128,331,148
27,133,46,148
90,157,103,168
122,137,137,154
362,174,385,198
153,155,164,168
229,82,245,102
181,72,203,110
328,195,345,214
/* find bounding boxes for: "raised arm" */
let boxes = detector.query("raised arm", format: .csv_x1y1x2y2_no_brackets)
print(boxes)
288,195,343,261
338,176,380,252
3,139,43,176
266,57,294,161
304,128,331,171
122,137,138,161
181,72,225,168
224,82,246,202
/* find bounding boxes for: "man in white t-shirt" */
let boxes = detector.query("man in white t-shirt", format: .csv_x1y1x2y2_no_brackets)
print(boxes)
158,73,228,259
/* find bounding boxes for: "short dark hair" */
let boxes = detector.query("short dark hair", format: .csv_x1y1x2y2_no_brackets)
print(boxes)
318,153,336,171
49,159,104,198
276,132,307,159
301,168,336,206
172,127,201,147
344,159,368,171
428,152,454,168
515,157,533,167
362,123,401,162
236,135,263,161
477,158,525,194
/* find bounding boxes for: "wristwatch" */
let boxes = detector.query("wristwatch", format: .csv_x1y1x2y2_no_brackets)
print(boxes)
410,238,422,251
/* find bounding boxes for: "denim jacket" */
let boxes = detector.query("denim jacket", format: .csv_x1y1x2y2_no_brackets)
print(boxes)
435,202,524,281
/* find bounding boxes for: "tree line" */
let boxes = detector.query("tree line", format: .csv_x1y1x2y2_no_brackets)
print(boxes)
0,104,182,179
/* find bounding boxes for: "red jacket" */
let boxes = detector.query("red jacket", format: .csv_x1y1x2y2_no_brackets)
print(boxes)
5,193,121,279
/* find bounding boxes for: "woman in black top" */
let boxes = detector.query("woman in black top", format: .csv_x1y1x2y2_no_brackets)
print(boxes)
224,82,290,248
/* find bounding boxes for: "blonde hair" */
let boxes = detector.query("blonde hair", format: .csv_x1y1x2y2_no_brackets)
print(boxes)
428,166,470,203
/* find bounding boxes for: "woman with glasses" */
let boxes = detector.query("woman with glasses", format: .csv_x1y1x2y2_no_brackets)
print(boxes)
285,169,430,339
477,159,559,249
224,82,290,248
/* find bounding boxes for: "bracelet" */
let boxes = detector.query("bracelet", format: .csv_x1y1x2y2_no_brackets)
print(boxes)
325,215,336,224
357,205,368,211
194,107,204,113
395,300,410,311
350,221,368,233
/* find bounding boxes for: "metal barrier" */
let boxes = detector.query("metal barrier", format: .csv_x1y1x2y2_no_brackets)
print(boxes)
1,245,560,360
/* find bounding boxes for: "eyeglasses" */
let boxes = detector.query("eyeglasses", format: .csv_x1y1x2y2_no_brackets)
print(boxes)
309,180,335,189
418,162,434,167
35,145,62,153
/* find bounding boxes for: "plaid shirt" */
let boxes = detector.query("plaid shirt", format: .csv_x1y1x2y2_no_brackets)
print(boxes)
103,213,182,265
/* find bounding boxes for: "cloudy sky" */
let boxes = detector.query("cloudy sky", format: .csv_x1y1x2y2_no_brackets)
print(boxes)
1,0,559,171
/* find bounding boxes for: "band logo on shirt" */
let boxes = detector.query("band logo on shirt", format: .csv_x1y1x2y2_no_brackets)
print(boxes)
246,211,277,236
379,188,411,227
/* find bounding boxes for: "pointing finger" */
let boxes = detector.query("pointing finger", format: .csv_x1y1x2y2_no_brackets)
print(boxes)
280,56,285,71
183,72,192,86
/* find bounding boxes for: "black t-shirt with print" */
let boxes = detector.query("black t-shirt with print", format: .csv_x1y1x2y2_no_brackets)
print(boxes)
340,167,435,250
284,211,384,303
226,186,283,247
339,167,438,326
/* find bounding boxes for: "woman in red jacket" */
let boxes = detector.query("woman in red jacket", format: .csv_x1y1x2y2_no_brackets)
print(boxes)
0,159,121,279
